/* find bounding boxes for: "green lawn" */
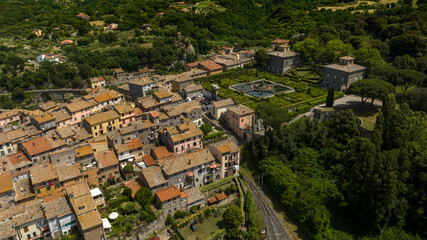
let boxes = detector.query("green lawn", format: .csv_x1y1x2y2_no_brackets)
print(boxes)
179,215,224,240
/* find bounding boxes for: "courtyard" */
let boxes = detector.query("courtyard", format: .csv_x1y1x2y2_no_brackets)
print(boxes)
230,79,294,98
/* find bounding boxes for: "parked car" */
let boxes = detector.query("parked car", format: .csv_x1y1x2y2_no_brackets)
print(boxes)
200,99,206,103
190,223,197,232
198,94,203,98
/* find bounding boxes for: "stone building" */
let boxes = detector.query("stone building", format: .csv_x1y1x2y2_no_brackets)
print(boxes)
322,56,366,91
267,42,300,74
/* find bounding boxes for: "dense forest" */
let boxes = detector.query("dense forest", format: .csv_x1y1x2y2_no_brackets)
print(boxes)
247,94,426,239
0,0,425,93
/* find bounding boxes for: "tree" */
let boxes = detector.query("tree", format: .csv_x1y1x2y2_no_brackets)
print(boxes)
354,48,385,70
327,110,359,145
254,49,268,69
11,87,25,102
222,205,243,229
347,79,395,107
120,202,134,214
396,88,427,112
293,37,321,64
255,102,288,129
135,187,154,207
393,54,417,70
326,87,334,107
322,39,353,63
123,164,134,173
123,187,132,198
199,123,212,136
396,69,426,91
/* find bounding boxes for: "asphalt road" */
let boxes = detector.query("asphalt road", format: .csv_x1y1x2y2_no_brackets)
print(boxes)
244,176,291,240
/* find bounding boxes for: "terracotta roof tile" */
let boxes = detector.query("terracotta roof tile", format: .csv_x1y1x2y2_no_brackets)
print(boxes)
66,182,90,199
56,163,81,182
113,68,124,74
126,138,143,151
154,186,181,202
125,179,143,198
84,110,119,126
77,210,102,231
76,145,94,157
227,104,255,116
159,149,215,176
114,102,134,114
152,146,174,160
29,163,58,185
95,151,119,169
212,98,234,108
0,171,12,193
142,154,156,166
22,136,52,156
141,166,167,188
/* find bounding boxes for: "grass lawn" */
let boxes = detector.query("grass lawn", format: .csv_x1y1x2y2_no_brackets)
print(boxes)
196,0,214,8
179,215,224,240
353,107,380,130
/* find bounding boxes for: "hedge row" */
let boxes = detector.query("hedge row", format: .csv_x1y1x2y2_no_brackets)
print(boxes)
200,176,235,192
202,131,225,140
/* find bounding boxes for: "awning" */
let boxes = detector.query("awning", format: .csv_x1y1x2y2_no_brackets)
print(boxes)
233,165,239,170
90,187,102,197
102,218,112,229
186,172,194,177
210,164,217,169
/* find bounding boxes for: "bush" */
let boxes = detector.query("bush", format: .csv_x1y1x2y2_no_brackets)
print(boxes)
174,210,186,219
189,205,200,214
120,202,134,214
108,196,129,209
123,187,132,198
200,123,213,136
135,187,154,207
123,164,134,173
203,131,225,141
200,176,235,192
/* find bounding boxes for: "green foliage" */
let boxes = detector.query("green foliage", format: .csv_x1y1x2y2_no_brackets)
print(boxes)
173,210,186,219
122,187,132,198
108,196,129,209
11,87,25,102
326,87,334,107
347,79,396,105
199,123,213,136
134,187,154,207
123,164,134,173
254,49,268,68
202,131,225,141
120,202,134,214
396,69,426,91
396,88,427,113
200,176,235,192
222,204,243,230
255,102,288,128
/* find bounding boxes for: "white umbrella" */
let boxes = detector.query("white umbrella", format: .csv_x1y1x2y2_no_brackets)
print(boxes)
109,212,119,220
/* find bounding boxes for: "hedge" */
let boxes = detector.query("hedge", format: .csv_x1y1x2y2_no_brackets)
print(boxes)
200,176,235,192
108,196,129,209
202,131,225,140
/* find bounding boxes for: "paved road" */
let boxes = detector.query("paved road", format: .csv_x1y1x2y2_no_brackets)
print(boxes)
289,94,383,124
244,176,291,240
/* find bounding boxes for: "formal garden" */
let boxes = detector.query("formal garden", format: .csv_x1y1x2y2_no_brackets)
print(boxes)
199,70,337,111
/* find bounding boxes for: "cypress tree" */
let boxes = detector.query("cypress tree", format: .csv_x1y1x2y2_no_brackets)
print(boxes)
326,86,334,107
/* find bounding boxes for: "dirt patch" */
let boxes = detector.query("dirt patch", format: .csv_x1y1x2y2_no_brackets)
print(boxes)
318,1,376,11
90,20,105,26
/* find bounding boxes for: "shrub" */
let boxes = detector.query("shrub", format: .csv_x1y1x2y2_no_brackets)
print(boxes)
120,202,134,214
200,123,213,136
189,205,200,214
200,176,235,192
123,164,134,173
108,196,129,209
123,187,132,198
174,210,186,219
135,187,154,207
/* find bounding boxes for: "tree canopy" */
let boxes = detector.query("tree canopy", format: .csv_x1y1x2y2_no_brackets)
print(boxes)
347,79,395,106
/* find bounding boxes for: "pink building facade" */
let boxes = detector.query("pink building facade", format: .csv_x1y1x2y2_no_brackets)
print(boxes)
226,104,255,140
0,112,20,126
171,136,203,154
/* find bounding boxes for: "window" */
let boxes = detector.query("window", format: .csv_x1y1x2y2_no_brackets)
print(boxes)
24,226,29,232
27,235,31,239
33,232,37,237
46,186,51,191
241,119,243,122
37,189,41,194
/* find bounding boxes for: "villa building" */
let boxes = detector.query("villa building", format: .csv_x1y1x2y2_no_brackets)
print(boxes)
322,56,366,91
267,41,300,74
